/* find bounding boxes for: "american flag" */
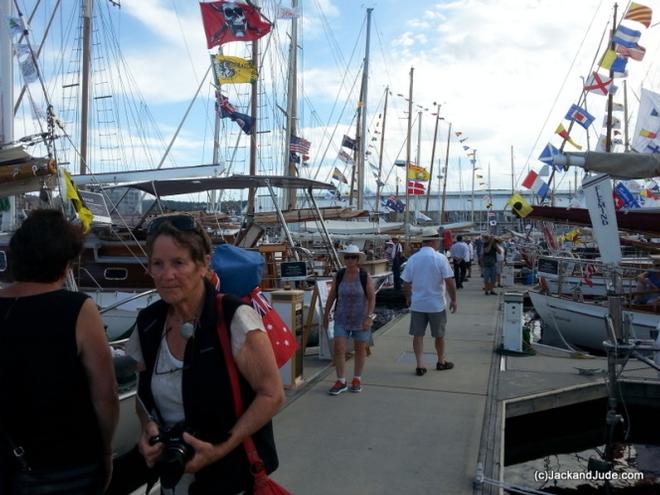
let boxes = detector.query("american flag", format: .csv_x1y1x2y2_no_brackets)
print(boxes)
290,135,311,154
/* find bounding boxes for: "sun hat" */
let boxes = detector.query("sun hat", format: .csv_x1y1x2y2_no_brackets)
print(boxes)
420,226,441,240
340,244,367,263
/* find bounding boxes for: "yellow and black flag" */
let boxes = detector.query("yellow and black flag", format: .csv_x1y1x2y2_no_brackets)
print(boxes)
212,55,258,84
507,193,533,218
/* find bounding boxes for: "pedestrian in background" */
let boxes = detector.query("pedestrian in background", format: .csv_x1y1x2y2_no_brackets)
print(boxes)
401,228,457,376
482,235,500,295
449,235,470,289
323,245,376,395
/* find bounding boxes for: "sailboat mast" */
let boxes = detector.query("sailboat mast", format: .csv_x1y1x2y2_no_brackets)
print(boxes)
284,0,299,210
623,80,629,151
440,122,451,223
0,0,16,231
247,6,260,219
510,145,514,195
79,0,93,175
404,66,414,241
376,86,388,209
357,7,373,210
605,4,618,152
470,150,477,224
425,103,440,212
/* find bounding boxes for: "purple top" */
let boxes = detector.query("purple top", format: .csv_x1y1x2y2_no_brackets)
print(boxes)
334,275,367,331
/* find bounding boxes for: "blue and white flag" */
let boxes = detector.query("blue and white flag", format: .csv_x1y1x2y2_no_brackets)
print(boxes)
538,143,563,169
614,182,641,208
565,104,595,129
612,25,642,48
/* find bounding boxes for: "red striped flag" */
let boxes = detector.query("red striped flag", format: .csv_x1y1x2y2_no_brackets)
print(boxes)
624,2,653,28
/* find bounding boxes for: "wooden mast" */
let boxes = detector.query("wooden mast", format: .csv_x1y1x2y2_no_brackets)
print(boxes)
357,7,373,210
284,0,299,210
246,2,261,220
79,0,93,175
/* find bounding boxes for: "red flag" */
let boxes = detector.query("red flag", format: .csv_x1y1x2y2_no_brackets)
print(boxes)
407,180,425,195
522,170,538,189
199,1,272,49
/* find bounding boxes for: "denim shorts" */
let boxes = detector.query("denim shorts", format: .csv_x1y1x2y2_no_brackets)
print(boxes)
333,324,371,342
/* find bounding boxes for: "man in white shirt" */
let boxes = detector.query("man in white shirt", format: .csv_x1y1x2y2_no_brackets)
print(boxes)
401,229,457,376
449,235,470,289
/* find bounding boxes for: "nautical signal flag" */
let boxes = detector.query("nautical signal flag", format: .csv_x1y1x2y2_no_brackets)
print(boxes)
584,72,614,96
600,49,629,77
522,170,549,198
565,104,595,129
407,180,425,195
63,170,94,233
612,25,642,48
640,129,657,138
555,124,582,149
332,167,348,184
215,92,254,134
338,149,353,164
538,143,563,170
407,164,430,181
507,193,533,218
211,55,257,84
200,1,272,49
341,135,356,150
624,2,653,28
615,44,646,61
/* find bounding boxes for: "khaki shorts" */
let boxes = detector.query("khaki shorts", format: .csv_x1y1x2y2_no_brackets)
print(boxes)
409,310,447,338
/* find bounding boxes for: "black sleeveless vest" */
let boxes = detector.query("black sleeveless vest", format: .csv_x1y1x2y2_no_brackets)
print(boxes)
136,280,278,495
0,290,104,469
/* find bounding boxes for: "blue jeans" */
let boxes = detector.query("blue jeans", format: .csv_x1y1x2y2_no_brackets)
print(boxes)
333,324,371,342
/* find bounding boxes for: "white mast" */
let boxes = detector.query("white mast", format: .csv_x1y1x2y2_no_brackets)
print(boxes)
1,0,16,231
284,0,299,210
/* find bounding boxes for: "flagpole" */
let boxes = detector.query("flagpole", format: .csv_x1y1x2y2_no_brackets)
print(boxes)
404,66,414,247
284,0,299,210
440,122,451,223
376,86,389,213
425,103,441,213
623,79,629,151
246,1,261,220
605,4,618,153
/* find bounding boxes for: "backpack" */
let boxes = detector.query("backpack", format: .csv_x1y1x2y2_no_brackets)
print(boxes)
335,268,368,298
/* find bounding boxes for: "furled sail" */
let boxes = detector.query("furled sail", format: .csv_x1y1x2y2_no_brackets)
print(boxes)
554,152,660,179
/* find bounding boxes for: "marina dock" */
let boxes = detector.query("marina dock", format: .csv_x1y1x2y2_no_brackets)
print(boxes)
270,278,660,494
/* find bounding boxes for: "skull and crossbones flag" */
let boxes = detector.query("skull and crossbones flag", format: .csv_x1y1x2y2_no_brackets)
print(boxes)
200,1,272,49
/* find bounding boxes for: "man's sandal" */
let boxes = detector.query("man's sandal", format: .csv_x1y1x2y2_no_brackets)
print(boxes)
415,367,427,376
436,361,454,371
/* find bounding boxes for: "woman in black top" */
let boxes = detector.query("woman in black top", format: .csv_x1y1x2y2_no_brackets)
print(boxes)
0,209,119,494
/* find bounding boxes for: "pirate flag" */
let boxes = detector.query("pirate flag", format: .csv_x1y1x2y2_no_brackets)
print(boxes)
200,1,272,49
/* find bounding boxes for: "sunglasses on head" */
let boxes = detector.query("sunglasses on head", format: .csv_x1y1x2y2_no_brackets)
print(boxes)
147,215,199,236
344,255,359,260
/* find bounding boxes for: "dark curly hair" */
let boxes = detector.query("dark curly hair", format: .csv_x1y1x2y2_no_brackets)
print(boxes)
9,209,84,283
145,215,212,265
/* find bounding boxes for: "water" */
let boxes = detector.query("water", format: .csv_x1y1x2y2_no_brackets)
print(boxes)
505,444,660,493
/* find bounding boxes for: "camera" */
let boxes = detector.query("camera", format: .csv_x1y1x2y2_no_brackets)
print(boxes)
149,422,195,489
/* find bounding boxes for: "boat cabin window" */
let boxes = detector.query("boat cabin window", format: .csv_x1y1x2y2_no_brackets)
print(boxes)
0,251,6,272
104,268,128,281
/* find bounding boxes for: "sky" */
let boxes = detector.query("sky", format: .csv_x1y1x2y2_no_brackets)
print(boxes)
10,0,660,203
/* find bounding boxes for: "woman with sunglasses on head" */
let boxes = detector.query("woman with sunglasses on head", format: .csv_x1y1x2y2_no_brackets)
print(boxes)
322,245,376,395
0,209,118,494
126,215,284,494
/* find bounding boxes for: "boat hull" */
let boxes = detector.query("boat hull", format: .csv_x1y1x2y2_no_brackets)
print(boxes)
529,291,660,351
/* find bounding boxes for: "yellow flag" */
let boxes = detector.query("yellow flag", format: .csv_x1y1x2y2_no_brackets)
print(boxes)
507,193,533,218
407,164,430,181
212,55,258,84
598,49,617,70
555,123,582,150
63,170,93,233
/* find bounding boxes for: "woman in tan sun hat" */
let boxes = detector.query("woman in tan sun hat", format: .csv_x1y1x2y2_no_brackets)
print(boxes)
323,245,376,395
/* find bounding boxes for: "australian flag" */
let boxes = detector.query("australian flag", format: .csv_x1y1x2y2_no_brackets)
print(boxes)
381,195,405,213
215,92,254,134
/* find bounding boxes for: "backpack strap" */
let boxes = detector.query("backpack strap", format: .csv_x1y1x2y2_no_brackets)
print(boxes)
359,269,368,296
335,268,367,298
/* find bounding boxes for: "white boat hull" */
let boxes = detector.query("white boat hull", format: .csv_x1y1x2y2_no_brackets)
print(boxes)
529,291,660,351
538,273,637,297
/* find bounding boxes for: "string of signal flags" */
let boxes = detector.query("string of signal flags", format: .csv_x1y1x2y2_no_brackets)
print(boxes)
509,1,653,219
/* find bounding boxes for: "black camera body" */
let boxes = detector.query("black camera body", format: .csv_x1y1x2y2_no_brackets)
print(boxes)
149,423,195,489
